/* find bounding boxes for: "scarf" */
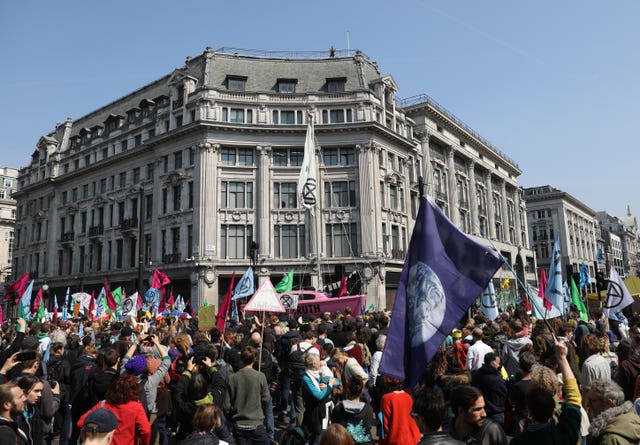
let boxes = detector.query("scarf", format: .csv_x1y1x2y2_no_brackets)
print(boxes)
305,369,321,392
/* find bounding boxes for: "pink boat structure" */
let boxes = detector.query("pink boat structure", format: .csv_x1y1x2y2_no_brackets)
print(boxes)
243,290,365,317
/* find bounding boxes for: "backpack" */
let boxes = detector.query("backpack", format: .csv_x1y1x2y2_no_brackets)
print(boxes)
290,343,313,382
279,424,307,445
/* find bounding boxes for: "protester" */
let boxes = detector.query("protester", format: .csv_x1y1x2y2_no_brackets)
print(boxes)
0,382,28,444
411,385,464,445
319,423,354,445
583,379,640,445
177,403,230,445
330,375,373,444
378,377,421,445
78,374,151,445
301,352,339,445
79,407,118,445
471,352,507,427
466,328,494,373
448,385,507,445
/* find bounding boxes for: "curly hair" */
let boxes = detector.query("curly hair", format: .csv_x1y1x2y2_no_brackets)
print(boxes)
530,363,560,395
106,374,141,405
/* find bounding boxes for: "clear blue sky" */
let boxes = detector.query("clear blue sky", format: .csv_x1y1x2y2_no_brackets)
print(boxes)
1,1,637,220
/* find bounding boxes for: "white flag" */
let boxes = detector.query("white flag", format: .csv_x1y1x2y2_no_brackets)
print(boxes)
604,268,634,322
121,292,138,318
297,113,318,209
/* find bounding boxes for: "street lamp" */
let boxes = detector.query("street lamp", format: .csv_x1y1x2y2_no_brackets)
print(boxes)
250,241,259,286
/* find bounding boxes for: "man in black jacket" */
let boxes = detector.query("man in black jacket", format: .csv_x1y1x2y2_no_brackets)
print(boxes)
0,382,28,445
471,352,507,427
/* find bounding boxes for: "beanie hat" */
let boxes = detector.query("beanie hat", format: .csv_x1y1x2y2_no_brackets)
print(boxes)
124,354,147,375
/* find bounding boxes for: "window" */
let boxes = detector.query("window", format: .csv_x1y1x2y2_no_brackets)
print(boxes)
325,223,358,257
121,140,128,152
221,148,236,165
116,239,123,269
100,178,107,194
330,110,344,123
327,78,346,93
148,128,155,138
174,151,183,169
163,155,169,173
84,155,91,166
278,79,297,93
187,225,193,257
227,76,247,92
238,148,254,166
274,225,305,258
146,162,154,180
61,191,68,205
222,108,252,124
4,179,12,188
119,172,126,188
162,189,167,214
230,109,244,123
221,181,253,209
133,167,140,184
81,212,87,233
145,194,153,220
71,188,78,202
220,224,252,258
274,182,297,208
134,134,142,146
324,181,357,207
189,147,195,166
171,227,180,254
322,147,355,166
173,185,182,211
188,181,194,208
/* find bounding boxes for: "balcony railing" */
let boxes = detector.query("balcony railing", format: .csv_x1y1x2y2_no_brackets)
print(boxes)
391,249,406,260
88,225,104,237
163,252,182,264
61,232,74,242
119,217,138,231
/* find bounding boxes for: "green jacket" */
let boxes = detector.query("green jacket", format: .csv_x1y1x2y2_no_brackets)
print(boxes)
223,366,271,427
588,402,640,445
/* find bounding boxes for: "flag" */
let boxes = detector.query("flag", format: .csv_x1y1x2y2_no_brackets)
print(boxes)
175,295,184,312
544,239,564,314
274,270,294,293
88,291,95,319
145,288,160,315
95,288,105,319
232,268,255,301
604,268,634,322
596,246,606,264
298,113,319,209
563,281,572,309
217,273,236,332
481,281,499,320
0,306,4,324
530,285,563,319
62,288,70,321
121,292,138,319
337,275,347,298
137,291,143,309
538,268,552,311
158,292,167,314
52,295,59,324
4,273,29,301
570,277,588,322
78,321,84,338
33,288,43,312
151,269,171,290
112,287,123,305
167,291,175,307
33,292,46,324
378,196,502,387
18,280,34,319
103,278,117,312
579,263,590,288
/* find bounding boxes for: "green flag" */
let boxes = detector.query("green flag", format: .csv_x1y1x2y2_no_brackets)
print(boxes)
571,277,588,322
34,301,46,324
112,287,123,304
274,270,294,293
17,301,28,319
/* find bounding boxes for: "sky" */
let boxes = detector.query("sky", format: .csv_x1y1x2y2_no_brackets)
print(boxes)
0,1,637,221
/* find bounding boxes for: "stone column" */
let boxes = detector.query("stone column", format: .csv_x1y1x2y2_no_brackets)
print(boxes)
256,145,272,259
418,132,432,197
501,180,509,243
195,141,219,260
486,173,497,239
358,144,376,257
447,147,459,225
515,188,523,246
468,160,479,236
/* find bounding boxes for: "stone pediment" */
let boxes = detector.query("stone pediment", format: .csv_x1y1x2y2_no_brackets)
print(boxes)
164,171,185,186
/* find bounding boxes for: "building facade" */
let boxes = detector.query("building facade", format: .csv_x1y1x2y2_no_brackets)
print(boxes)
0,167,18,286
596,209,639,278
12,47,533,311
523,185,598,285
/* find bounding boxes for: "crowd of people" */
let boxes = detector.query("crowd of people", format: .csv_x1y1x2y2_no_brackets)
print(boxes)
0,304,639,445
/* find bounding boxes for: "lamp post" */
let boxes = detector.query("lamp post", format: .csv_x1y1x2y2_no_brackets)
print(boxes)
138,186,145,295
250,241,259,286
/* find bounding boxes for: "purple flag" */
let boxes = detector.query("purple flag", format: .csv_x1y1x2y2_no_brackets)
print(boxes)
379,196,502,387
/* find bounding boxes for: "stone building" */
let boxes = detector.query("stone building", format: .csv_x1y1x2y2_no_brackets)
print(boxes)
523,185,598,284
596,208,639,278
12,47,534,310
0,167,18,286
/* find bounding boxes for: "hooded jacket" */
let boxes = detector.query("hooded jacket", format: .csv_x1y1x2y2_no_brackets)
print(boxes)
331,400,374,444
588,401,640,445
471,364,507,417
500,336,532,379
0,416,29,445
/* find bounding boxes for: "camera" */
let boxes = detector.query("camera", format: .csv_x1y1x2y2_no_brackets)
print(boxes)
193,355,206,366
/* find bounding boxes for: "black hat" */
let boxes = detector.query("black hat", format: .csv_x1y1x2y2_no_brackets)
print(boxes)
82,408,118,433
120,326,133,338
22,336,39,351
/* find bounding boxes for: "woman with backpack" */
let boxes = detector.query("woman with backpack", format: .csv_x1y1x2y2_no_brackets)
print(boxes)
330,376,374,444
300,352,339,445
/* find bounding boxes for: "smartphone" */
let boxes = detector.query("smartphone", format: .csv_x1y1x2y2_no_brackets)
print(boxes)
15,350,37,362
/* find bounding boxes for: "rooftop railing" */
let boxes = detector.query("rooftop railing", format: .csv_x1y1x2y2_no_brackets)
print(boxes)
215,47,368,60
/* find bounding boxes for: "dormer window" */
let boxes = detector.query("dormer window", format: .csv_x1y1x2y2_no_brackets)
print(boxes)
70,136,80,150
79,129,91,145
139,99,155,117
327,77,346,93
127,108,140,124
91,126,102,139
104,114,123,134
227,76,247,92
277,79,297,93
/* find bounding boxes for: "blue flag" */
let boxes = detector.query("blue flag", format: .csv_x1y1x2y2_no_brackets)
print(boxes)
62,288,70,321
145,288,160,316
579,263,590,288
378,196,501,387
544,239,564,314
481,281,499,321
232,267,255,301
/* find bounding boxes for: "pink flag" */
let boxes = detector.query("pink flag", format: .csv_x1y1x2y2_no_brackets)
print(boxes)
216,273,236,332
151,269,171,290
539,269,552,311
137,292,143,309
337,275,347,298
168,291,175,307
4,273,30,302
103,278,118,311
33,288,43,311
0,306,4,324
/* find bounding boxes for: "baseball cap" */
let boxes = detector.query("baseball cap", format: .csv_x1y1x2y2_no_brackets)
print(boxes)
82,408,118,433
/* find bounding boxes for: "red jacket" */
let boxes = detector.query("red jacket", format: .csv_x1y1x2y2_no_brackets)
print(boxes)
78,399,151,445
